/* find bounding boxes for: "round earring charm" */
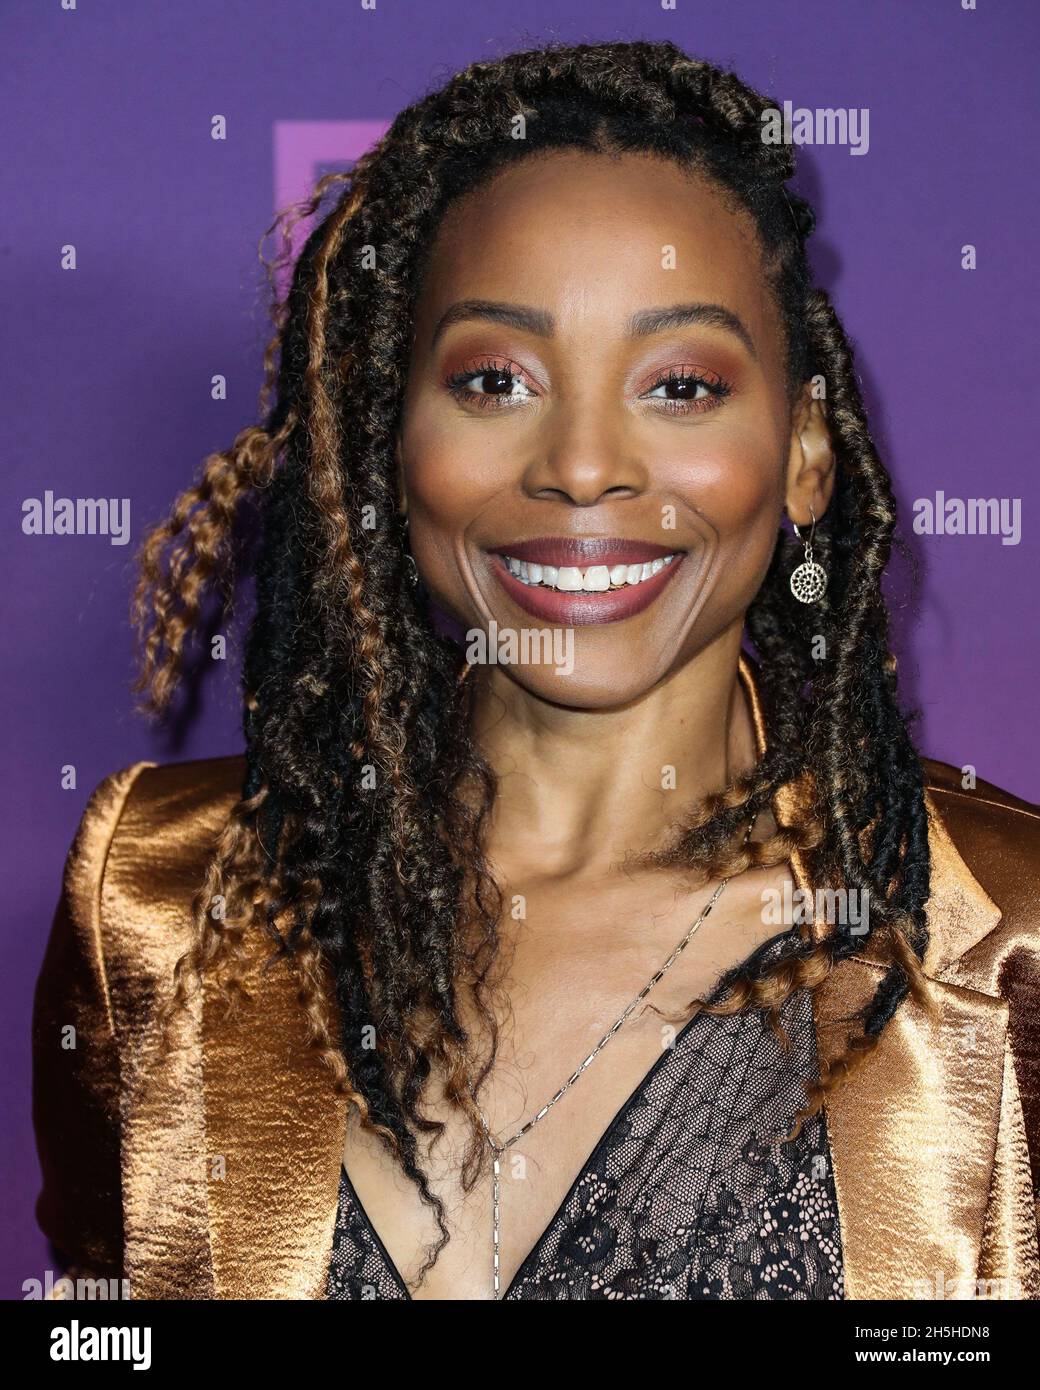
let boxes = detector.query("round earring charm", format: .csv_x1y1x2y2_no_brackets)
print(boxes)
789,558,827,603
789,510,827,604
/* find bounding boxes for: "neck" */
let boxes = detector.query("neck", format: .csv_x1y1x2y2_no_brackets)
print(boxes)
469,621,759,879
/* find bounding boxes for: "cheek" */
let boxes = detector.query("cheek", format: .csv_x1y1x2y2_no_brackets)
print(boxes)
659,414,787,624
663,415,786,541
397,397,504,608
399,395,476,516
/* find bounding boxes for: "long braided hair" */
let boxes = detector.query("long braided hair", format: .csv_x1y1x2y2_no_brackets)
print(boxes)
133,39,934,1284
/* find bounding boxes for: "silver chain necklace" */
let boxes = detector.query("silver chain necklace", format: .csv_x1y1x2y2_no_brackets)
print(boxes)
472,816,757,1299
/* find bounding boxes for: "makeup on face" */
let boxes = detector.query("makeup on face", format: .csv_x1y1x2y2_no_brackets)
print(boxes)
430,324,745,630
441,350,736,422
433,302,749,427
397,151,794,701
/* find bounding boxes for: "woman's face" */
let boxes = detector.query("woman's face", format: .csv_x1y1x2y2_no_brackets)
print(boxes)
397,149,827,707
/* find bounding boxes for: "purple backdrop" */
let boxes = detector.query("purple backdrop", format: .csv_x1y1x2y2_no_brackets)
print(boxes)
4,0,1037,1297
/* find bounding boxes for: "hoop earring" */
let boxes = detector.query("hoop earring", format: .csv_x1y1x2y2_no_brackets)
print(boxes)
789,506,827,603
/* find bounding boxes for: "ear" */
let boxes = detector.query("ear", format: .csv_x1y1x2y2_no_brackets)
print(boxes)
784,382,836,527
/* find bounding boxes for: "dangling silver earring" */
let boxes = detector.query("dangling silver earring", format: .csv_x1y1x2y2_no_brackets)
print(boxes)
789,506,827,603
401,516,420,588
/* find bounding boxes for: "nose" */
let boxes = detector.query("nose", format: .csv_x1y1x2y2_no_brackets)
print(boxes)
521,399,648,506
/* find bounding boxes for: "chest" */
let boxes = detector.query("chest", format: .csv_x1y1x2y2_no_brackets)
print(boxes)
334,975,840,1299
339,865,818,1299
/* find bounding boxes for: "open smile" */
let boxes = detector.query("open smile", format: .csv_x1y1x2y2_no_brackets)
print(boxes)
486,537,686,626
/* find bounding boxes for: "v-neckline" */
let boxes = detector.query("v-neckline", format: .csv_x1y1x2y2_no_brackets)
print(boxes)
336,923,804,1301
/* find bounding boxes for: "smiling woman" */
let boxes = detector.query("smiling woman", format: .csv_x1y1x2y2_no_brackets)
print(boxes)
396,146,831,707
32,38,1040,1304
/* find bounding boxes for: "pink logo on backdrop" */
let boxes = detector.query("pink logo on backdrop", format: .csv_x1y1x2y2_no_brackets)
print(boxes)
271,120,390,295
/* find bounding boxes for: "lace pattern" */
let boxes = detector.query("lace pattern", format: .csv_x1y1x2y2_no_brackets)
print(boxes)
327,941,844,1301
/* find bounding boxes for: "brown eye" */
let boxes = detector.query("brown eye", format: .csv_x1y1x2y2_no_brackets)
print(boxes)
477,369,516,395
446,359,537,409
641,368,732,415
646,375,709,402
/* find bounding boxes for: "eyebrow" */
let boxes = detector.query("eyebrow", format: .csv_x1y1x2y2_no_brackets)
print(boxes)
430,298,757,359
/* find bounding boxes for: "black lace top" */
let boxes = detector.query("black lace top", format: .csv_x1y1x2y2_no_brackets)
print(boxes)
326,930,845,1300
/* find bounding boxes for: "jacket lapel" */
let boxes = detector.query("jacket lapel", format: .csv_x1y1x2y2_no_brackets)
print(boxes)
200,657,1020,1299
738,652,1023,1299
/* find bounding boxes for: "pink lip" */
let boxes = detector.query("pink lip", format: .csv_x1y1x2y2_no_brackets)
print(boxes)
489,536,678,569
488,551,685,626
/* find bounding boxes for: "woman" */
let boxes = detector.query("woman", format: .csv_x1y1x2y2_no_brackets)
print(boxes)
33,39,1040,1301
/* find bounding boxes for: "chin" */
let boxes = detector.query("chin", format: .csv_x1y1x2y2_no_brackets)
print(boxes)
486,639,680,710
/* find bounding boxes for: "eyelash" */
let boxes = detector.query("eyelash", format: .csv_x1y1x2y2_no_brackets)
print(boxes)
446,358,531,411
444,359,733,415
646,367,733,415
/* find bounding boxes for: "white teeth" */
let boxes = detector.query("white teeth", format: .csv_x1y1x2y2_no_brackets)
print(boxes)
502,553,679,590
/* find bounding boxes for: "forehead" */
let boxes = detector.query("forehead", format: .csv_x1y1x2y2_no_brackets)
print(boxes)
412,149,782,359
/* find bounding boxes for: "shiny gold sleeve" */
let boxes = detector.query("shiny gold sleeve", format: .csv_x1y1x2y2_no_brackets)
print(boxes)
1004,926,1040,1233
977,871,1040,1298
977,1031,1040,1298
31,762,151,1287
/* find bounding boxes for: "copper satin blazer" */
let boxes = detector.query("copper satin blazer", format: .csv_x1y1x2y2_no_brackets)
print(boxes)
32,659,1040,1300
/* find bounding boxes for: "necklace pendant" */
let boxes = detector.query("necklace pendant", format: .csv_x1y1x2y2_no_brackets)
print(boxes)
470,852,748,1303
